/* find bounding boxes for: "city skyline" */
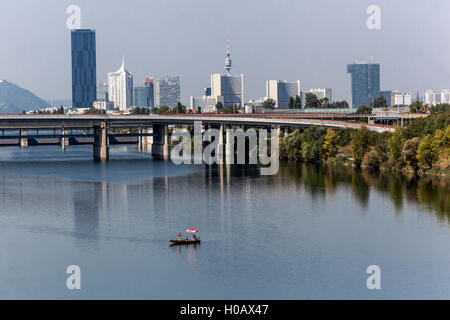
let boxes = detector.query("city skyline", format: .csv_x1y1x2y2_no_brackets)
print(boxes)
1,0,450,104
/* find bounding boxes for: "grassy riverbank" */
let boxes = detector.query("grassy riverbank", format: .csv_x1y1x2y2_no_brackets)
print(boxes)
279,113,450,179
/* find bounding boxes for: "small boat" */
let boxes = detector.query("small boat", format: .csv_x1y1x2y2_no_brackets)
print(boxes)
169,239,201,245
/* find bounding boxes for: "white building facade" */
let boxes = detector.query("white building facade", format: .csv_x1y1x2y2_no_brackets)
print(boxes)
108,58,133,111
265,80,301,108
424,90,437,106
441,90,450,104
392,91,412,106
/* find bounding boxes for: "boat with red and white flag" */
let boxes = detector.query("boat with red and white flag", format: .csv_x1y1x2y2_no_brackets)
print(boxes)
169,228,200,245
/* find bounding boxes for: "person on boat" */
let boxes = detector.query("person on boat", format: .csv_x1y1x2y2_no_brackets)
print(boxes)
192,234,197,241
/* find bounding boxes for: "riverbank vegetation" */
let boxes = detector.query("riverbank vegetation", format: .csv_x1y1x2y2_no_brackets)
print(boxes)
279,113,450,178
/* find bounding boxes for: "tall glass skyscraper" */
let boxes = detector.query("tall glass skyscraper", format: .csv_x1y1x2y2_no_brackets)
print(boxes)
71,29,97,108
347,61,380,108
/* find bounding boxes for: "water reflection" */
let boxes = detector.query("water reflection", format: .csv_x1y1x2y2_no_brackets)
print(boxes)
170,243,199,265
273,162,450,223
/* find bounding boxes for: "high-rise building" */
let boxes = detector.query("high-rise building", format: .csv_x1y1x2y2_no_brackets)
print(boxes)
211,73,244,107
71,29,96,108
210,41,244,107
96,83,108,101
424,90,437,106
134,78,154,108
347,61,380,108
154,76,180,108
441,90,450,104
108,58,133,111
265,80,301,108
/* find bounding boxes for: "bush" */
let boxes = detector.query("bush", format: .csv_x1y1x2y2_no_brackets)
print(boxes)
362,150,381,171
388,129,406,168
401,137,420,170
352,126,371,166
417,134,438,170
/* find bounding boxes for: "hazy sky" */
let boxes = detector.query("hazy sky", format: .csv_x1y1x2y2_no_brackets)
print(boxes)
1,0,450,103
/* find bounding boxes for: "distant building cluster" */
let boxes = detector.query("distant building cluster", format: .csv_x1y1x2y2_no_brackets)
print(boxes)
70,29,180,113
70,29,449,114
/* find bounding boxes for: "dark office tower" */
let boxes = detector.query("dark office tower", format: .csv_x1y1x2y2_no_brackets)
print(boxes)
71,29,96,108
347,61,380,108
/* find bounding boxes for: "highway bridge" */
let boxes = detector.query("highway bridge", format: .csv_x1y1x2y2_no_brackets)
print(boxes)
0,114,395,161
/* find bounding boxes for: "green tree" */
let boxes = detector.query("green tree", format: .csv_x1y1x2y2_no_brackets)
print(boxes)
375,131,392,162
409,100,425,113
417,134,438,170
304,93,320,108
294,95,301,108
215,101,224,111
362,150,381,171
388,129,406,167
370,96,387,109
356,105,372,114
352,126,371,166
320,97,329,108
288,96,294,109
401,137,420,170
322,129,339,159
157,105,171,114
301,126,327,161
262,98,276,109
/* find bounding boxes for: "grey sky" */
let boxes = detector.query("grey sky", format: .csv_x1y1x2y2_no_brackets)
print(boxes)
1,0,449,103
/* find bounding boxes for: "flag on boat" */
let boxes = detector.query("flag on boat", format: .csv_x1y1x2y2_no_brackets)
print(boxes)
186,229,198,233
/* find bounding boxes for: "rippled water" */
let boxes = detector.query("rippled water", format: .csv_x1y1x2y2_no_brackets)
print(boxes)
0,145,449,299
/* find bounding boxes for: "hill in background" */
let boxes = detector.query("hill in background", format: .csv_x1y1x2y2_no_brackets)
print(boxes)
0,80,50,113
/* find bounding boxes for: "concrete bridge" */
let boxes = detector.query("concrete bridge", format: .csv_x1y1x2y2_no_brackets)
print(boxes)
0,114,395,161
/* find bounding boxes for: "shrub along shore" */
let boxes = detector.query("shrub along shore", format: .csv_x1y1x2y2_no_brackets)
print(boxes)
279,113,450,178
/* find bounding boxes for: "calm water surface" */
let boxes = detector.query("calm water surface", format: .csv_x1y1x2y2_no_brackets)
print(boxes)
0,145,449,299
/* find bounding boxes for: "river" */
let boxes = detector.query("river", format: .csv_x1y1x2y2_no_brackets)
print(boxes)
0,145,449,299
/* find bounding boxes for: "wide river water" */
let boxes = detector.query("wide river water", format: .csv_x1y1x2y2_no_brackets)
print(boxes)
0,145,449,299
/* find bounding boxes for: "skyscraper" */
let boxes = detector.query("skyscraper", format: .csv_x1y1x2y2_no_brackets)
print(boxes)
154,76,180,108
71,29,96,108
210,41,244,107
266,80,301,108
108,58,133,111
134,78,154,108
347,61,380,108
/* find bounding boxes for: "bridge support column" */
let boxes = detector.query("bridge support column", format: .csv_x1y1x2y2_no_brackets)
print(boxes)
93,122,109,161
225,129,234,164
61,127,69,151
140,127,153,152
151,124,169,160
20,130,28,148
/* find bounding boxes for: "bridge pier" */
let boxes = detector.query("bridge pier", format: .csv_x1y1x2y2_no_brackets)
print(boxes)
151,124,169,160
225,128,234,164
61,127,69,151
93,122,109,161
139,127,153,152
20,130,28,148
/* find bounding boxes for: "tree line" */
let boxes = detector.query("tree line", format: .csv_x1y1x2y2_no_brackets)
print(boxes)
280,113,450,175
